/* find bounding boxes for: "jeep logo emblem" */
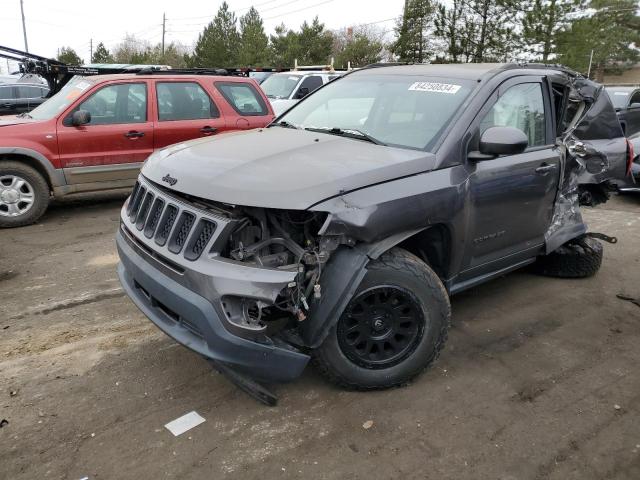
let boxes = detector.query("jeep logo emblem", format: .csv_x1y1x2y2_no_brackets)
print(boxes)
162,174,178,186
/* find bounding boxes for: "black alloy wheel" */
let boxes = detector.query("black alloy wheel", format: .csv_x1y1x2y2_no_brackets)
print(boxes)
337,285,425,369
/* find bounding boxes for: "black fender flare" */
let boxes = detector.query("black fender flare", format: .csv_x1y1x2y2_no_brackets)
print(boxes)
0,147,66,187
300,228,427,348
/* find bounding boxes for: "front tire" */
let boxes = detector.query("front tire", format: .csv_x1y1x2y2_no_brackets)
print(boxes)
0,161,50,228
313,248,451,390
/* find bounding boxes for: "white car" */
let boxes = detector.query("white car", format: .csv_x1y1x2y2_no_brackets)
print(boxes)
260,71,343,116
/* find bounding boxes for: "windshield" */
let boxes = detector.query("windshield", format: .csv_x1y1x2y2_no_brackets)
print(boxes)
605,88,632,109
278,74,475,150
29,76,95,120
261,74,301,99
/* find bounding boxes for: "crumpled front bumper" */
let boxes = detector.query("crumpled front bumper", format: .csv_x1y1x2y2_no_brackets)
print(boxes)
116,229,310,383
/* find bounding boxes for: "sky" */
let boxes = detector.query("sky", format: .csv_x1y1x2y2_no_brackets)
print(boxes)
0,0,406,73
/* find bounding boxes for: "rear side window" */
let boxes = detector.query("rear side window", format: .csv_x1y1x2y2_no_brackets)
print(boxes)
0,85,15,100
74,83,147,125
297,75,324,96
156,82,219,121
16,85,45,98
480,83,546,148
630,90,640,107
215,82,268,116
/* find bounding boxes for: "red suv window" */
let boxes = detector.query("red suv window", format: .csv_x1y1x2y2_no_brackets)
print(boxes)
156,82,220,121
215,82,268,116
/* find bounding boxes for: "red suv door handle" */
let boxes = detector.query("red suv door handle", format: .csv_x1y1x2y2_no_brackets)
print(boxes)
124,131,145,139
200,126,218,135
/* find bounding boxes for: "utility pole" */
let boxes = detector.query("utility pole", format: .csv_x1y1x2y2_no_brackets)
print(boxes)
90,38,93,63
20,0,29,52
161,13,166,57
587,49,594,79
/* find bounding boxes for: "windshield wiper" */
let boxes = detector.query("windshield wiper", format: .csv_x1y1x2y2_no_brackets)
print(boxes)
17,112,33,119
304,127,386,146
271,120,299,129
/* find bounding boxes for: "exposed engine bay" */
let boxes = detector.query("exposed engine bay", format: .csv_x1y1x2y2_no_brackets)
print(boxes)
206,204,337,333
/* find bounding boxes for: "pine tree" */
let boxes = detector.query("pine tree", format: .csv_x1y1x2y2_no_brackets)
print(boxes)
269,24,300,66
297,17,334,65
522,0,577,62
239,7,269,66
434,0,467,62
57,47,83,65
91,42,113,63
556,0,640,79
392,0,435,63
189,1,241,67
333,27,384,68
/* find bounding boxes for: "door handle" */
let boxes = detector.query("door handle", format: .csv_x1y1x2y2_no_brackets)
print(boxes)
125,131,145,139
2,103,12,108
535,163,557,174
200,126,218,135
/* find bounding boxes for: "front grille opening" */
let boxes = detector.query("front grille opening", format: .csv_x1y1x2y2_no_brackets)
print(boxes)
144,198,165,238
135,192,154,230
184,219,217,261
168,212,196,254
122,224,185,274
155,205,179,246
128,186,146,222
126,181,140,216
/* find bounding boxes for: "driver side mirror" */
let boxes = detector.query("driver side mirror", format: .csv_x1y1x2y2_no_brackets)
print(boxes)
71,110,91,127
296,87,309,99
469,126,528,160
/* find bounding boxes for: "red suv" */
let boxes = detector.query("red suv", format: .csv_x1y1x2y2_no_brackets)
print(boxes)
0,73,275,227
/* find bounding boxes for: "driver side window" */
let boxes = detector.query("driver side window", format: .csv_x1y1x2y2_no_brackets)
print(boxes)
76,83,147,125
481,83,546,148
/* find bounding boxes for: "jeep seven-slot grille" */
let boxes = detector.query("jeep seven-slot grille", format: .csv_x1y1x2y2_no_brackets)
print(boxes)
124,179,220,261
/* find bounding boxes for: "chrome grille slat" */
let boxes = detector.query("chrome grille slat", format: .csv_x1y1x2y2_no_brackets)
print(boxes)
129,186,146,222
124,177,223,261
135,192,154,230
168,212,196,254
144,198,165,238
155,205,178,246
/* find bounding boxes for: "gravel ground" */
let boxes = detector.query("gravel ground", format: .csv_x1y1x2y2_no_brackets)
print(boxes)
1,192,639,480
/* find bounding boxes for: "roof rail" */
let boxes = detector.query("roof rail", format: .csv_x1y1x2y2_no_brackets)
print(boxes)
135,67,229,76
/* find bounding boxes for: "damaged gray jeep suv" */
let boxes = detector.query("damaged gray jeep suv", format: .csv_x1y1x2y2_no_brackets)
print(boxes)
117,64,631,395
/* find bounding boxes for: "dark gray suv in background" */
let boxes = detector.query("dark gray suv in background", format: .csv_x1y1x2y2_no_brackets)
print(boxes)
117,64,630,399
0,83,49,115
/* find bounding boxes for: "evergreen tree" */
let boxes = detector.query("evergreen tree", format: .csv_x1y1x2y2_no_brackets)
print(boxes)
333,27,384,68
269,18,333,67
91,42,113,63
467,0,520,62
57,47,83,65
556,0,640,79
269,23,300,66
297,17,334,65
434,0,467,62
522,0,577,62
239,7,269,66
392,0,435,63
189,1,241,67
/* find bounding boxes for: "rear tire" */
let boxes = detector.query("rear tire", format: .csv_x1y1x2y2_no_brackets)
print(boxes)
313,248,451,390
533,235,603,278
0,161,50,228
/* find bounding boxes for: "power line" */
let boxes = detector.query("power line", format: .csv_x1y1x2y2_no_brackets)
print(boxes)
263,0,334,20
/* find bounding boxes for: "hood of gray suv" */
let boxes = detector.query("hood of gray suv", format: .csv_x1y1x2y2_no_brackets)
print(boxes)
142,127,436,210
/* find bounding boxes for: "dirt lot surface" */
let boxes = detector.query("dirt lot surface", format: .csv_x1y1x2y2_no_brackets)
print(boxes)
1,192,639,480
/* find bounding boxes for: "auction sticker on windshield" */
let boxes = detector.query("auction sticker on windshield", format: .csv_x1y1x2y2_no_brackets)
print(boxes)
409,82,461,94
